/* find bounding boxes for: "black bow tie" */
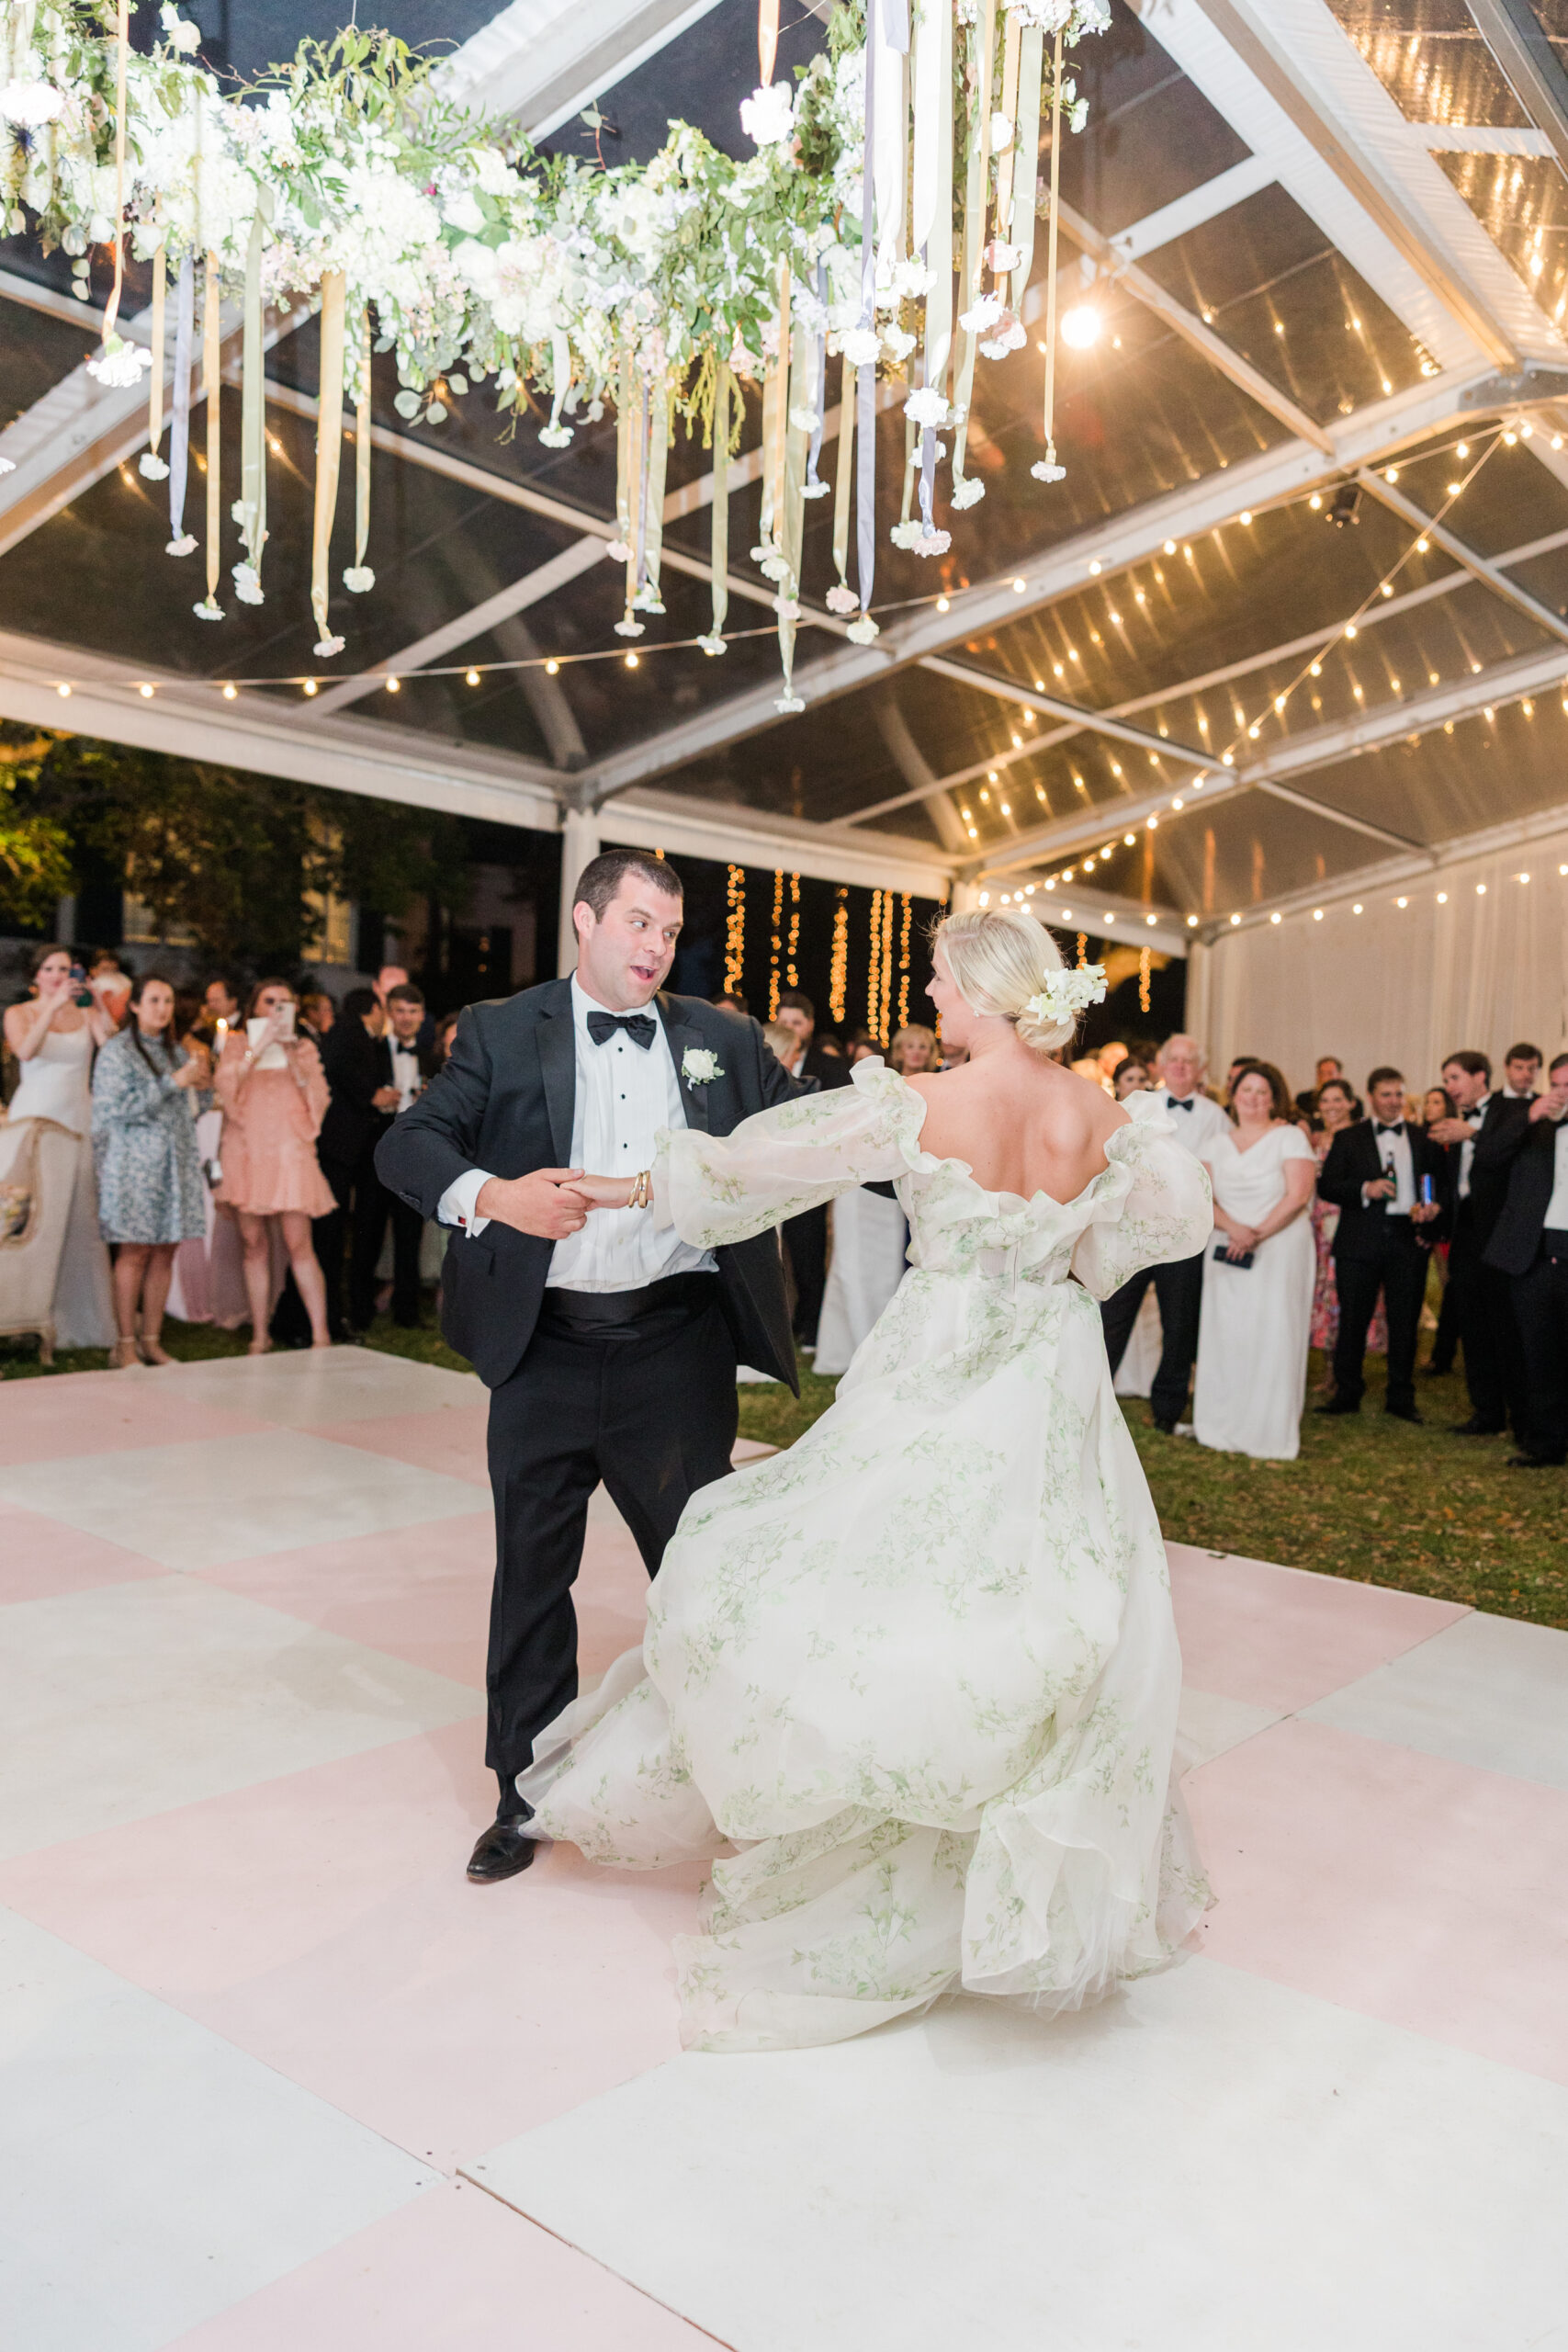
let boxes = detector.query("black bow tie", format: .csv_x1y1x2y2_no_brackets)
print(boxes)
1168,1094,1195,1111
1374,1122,1401,1136
586,1011,656,1050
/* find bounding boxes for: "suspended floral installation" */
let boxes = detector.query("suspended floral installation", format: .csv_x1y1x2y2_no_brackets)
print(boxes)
0,0,1108,708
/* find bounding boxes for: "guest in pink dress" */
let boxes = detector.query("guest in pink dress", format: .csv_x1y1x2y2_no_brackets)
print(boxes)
1310,1075,1385,1379
215,978,334,1352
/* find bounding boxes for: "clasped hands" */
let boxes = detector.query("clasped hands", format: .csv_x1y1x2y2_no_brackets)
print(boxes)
473,1168,649,1241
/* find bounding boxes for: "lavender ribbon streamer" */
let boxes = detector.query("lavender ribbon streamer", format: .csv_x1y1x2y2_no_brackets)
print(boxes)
168,254,194,543
856,22,876,616
806,257,828,495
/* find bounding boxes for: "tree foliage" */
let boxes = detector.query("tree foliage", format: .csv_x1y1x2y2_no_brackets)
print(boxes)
0,727,468,974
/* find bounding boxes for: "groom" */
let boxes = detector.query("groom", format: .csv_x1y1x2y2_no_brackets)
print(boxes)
377,850,797,1883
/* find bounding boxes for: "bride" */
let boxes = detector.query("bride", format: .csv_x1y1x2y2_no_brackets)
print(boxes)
523,910,1214,2052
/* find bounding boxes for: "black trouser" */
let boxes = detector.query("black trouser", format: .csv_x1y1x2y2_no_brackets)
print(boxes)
1100,1247,1204,1428
347,1165,420,1329
314,1150,358,1341
1427,1266,1460,1374
1448,1211,1521,1429
784,1204,829,1346
1332,1226,1429,1412
1510,1234,1568,1462
484,1273,738,1814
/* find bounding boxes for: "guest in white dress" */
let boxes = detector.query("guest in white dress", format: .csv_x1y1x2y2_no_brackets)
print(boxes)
1193,1060,1317,1462
2,945,116,1349
814,1025,934,1376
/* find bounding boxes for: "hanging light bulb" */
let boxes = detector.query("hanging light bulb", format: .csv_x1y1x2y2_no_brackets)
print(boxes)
1060,304,1102,350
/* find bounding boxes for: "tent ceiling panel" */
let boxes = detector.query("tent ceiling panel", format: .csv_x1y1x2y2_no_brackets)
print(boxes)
1325,0,1529,129
1139,778,1395,916
1373,426,1568,557
0,293,99,428
1137,180,1439,419
1056,6,1253,236
1434,150,1568,338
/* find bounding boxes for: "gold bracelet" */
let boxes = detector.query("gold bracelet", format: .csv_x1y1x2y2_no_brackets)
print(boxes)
629,1167,651,1210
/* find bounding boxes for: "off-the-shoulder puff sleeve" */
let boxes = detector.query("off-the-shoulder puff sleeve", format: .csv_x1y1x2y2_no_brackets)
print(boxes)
1069,1095,1214,1301
655,1058,928,1250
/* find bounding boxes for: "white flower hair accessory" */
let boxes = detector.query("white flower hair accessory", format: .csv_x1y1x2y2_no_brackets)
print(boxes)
682,1047,723,1085
1024,965,1108,1025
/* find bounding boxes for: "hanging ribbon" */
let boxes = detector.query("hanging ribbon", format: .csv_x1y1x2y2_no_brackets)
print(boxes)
166,254,195,554
770,261,791,564
951,0,996,509
757,0,779,85
701,360,731,653
139,243,168,479
193,252,223,619
921,0,953,410
310,267,346,653
640,373,669,614
1009,27,1043,315
804,257,829,500
86,0,141,385
851,17,879,641
234,203,267,604
995,10,1021,248
345,306,374,588
609,348,634,565
830,353,855,601
615,376,645,636
1032,30,1066,485
899,412,918,526
775,322,810,711
756,341,780,556
873,0,910,278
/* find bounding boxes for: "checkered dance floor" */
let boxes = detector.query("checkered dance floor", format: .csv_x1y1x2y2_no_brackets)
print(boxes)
2,1349,1565,2350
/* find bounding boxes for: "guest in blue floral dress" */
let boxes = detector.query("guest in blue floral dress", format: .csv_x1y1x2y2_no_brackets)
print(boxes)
92,973,211,1366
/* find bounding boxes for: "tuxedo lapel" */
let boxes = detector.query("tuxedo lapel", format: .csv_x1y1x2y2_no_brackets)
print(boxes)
658,996,711,1132
535,981,577,1166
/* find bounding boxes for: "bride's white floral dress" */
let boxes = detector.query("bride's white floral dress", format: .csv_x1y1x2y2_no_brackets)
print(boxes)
521,1061,1215,2052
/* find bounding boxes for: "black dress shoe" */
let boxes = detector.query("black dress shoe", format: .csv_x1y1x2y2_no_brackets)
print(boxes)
1449,1416,1505,1437
468,1813,539,1883
1507,1451,1566,1469
1314,1397,1359,1415
1151,1417,1178,1435
1383,1404,1423,1424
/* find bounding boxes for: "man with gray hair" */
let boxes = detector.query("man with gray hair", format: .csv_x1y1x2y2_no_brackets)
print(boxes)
1100,1032,1225,1432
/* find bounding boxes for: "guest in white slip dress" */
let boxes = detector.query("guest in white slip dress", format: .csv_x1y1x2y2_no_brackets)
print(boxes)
1193,1060,1316,1461
3,945,116,1349
813,1025,933,1376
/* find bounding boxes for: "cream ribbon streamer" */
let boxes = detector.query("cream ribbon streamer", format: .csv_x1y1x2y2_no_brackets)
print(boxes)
310,268,346,652
347,306,373,588
1036,30,1066,481
951,0,996,505
1010,27,1043,315
194,251,223,618
236,205,268,598
166,254,195,552
705,360,731,650
140,243,167,478
776,322,810,709
643,374,669,613
873,0,909,278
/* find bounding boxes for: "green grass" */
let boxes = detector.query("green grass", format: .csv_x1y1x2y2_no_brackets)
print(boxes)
10,1314,1562,1632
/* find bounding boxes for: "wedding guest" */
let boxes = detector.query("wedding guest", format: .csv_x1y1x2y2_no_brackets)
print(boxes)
1422,1085,1452,1128
3,945,116,1348
889,1023,937,1075
1309,1075,1382,1382
366,981,439,1328
316,984,399,1340
1427,1052,1529,1437
1317,1065,1442,1421
1296,1054,1344,1124
1114,1058,1154,1099
845,1027,881,1064
1100,1032,1227,1432
298,989,334,1046
1480,1051,1568,1465
90,972,210,1367
85,948,132,1030
199,975,243,1038
710,990,750,1016
762,1021,801,1067
435,1009,462,1064
376,961,435,1057
214,978,333,1351
1502,1042,1542,1102
772,988,848,1347
1223,1054,1258,1105
1193,1061,1317,1459
1097,1040,1128,1089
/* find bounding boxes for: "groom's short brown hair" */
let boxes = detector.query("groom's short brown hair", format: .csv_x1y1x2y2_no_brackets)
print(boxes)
572,848,683,920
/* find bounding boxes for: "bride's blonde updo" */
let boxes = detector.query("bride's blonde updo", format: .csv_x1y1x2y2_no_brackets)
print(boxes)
935,907,1080,1053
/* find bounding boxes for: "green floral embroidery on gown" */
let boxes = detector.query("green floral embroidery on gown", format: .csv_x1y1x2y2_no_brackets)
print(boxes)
520,1061,1216,2052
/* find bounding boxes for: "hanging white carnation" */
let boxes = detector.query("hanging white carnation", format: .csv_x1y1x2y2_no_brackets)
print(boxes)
739,84,795,147
774,691,805,714
826,584,859,616
890,520,951,557
951,477,986,509
86,336,152,389
537,424,574,448
343,566,376,593
0,80,65,127
231,562,265,605
989,112,1014,152
193,597,225,621
314,634,345,658
1031,459,1066,483
840,326,880,368
139,453,169,481
846,614,881,643
959,292,1005,335
904,387,950,430
159,6,202,52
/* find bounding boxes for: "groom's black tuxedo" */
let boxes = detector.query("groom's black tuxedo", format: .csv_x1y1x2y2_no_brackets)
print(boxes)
375,977,799,1814
377,979,797,1391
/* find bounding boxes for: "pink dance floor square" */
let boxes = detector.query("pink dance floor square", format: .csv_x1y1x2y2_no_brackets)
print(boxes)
164,2177,714,2351
1188,1713,1568,2087
0,1373,272,1466
0,1719,702,2172
0,1500,164,1603
1168,1543,1469,1714
315,1406,491,1490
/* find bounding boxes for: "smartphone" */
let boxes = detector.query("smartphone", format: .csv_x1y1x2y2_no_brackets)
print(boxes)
69,961,92,1009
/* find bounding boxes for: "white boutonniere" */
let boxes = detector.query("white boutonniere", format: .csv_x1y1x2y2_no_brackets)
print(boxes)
682,1047,723,1086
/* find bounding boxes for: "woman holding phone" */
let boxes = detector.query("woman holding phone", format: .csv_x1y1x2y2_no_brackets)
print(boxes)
214,978,334,1351
3,944,116,1347
1192,1059,1317,1460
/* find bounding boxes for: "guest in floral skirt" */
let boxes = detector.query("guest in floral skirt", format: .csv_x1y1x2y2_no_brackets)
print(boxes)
92,972,212,1366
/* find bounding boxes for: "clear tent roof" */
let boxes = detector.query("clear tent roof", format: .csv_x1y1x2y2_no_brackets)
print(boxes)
6,0,1568,944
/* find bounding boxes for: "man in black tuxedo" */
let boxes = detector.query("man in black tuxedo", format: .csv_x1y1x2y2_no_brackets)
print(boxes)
1317,1065,1443,1421
771,988,850,1347
1480,1052,1568,1466
317,987,400,1339
1501,1041,1542,1102
356,982,442,1329
377,850,797,1883
1426,1050,1528,1435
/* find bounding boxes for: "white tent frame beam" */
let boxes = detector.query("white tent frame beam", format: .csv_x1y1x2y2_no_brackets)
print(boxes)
1466,0,1568,183
1354,468,1568,648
